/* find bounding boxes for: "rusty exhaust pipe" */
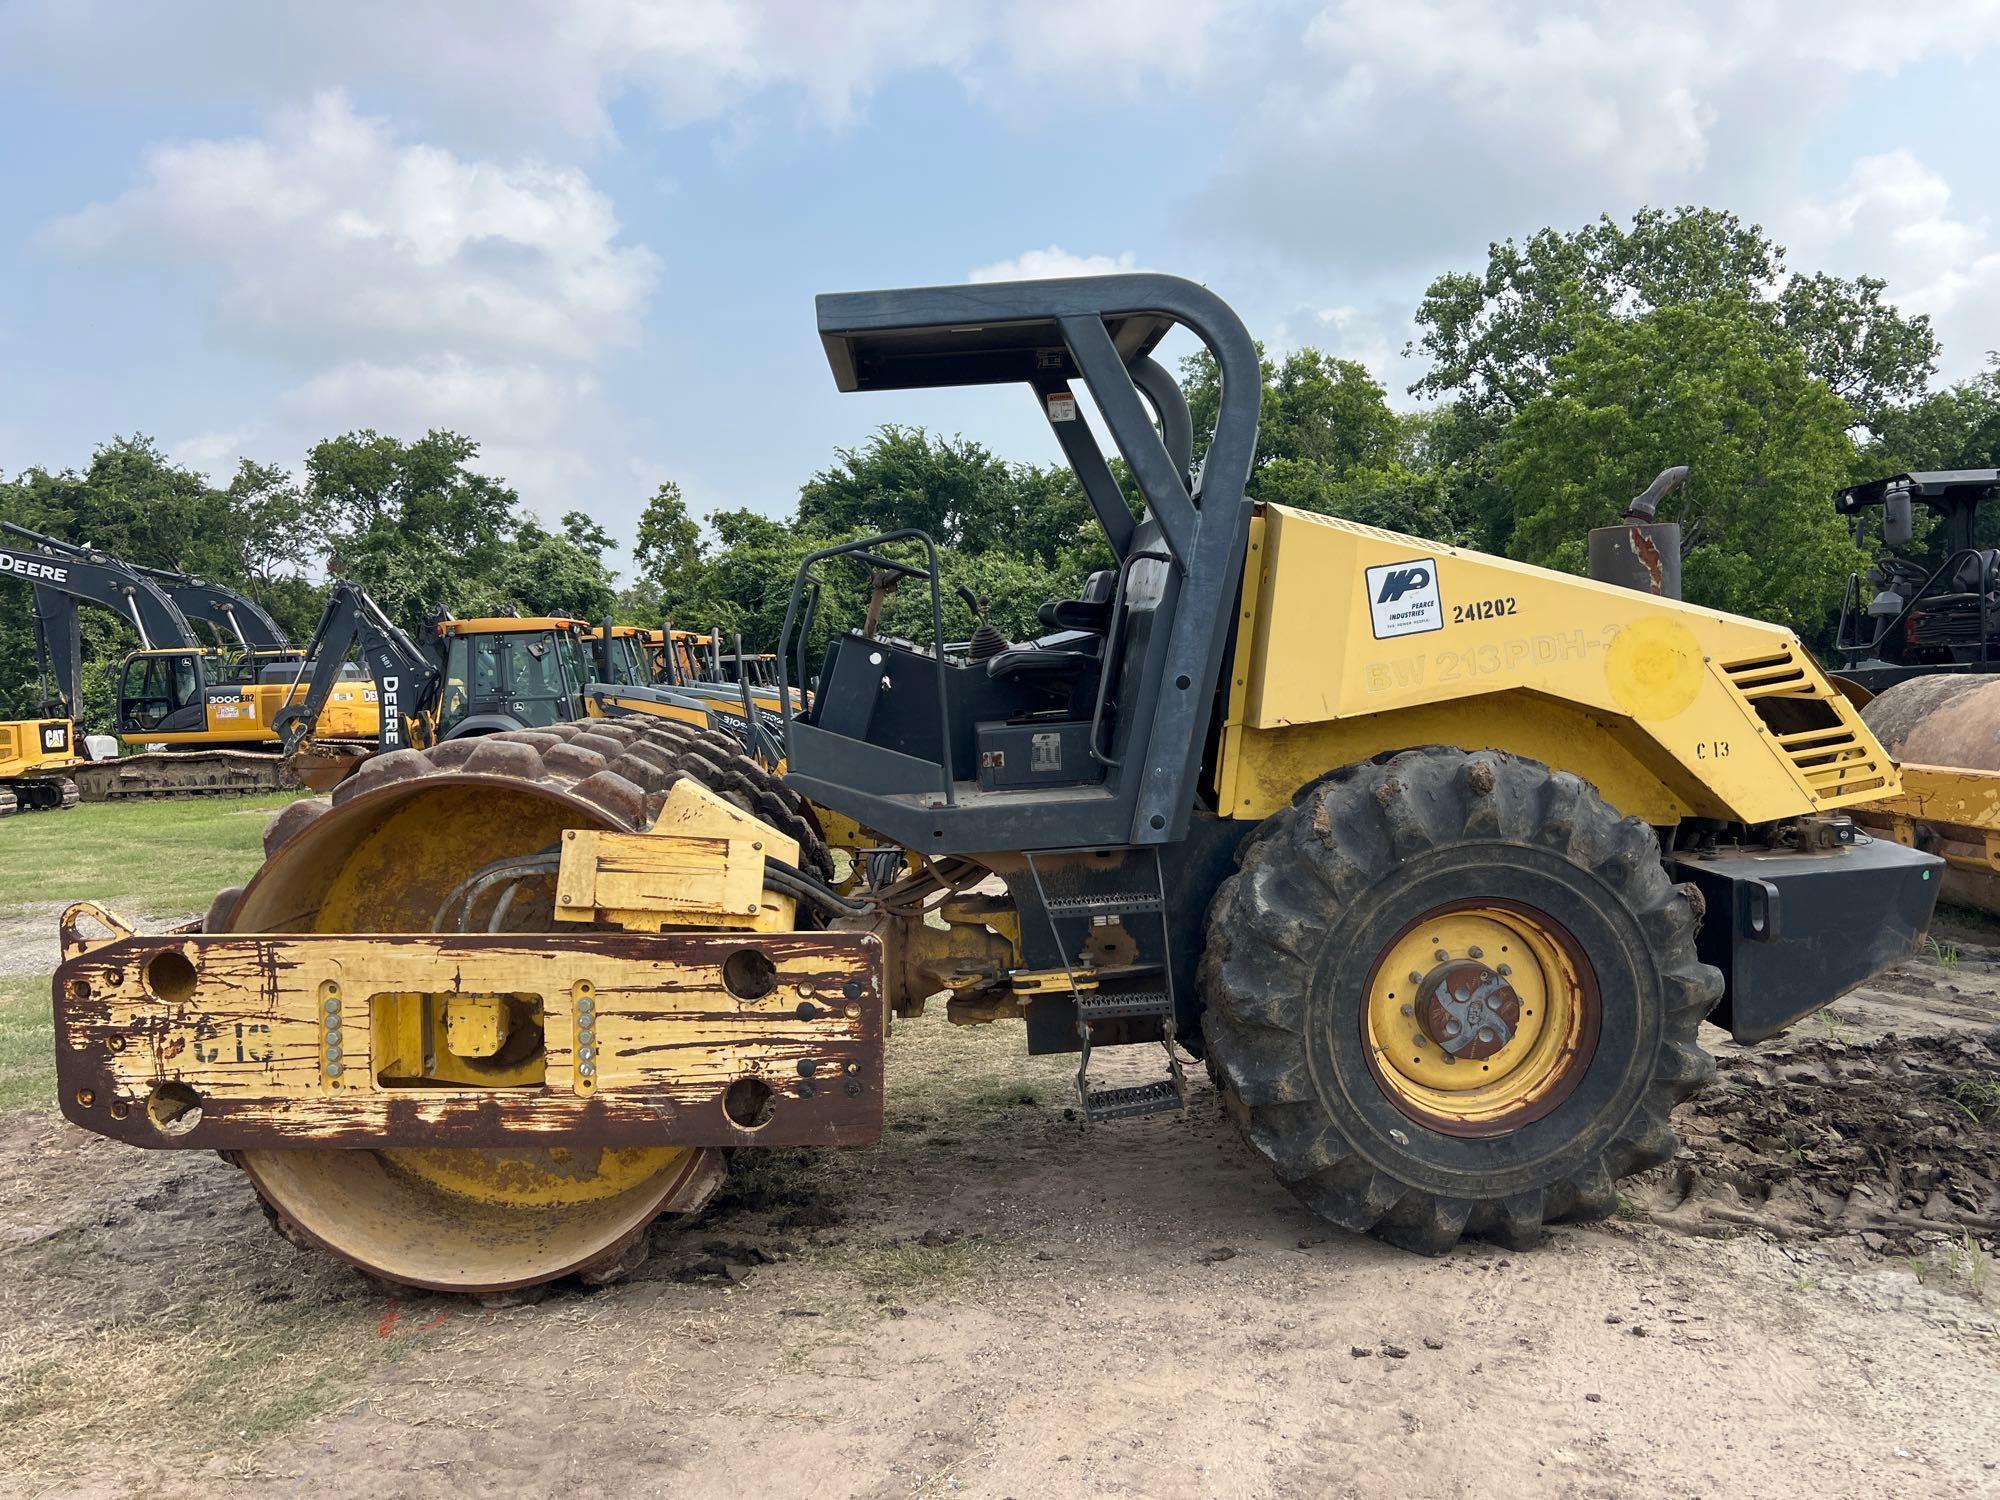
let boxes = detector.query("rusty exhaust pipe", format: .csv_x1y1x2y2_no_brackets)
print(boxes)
1588,466,1686,599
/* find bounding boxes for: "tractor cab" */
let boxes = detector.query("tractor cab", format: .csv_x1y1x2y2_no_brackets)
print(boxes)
779,274,1259,855
435,617,593,735
1835,469,2000,691
585,625,654,687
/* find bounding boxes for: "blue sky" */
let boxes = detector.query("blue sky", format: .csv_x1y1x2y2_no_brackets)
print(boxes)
2,1,1998,577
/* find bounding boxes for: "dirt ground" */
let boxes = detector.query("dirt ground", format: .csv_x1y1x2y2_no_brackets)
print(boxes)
1,901,1997,1500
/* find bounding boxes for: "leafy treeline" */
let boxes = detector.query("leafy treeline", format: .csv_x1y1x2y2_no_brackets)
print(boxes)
5,207,2000,729
0,431,619,721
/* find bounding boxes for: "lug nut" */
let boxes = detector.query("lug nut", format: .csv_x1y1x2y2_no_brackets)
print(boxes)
1468,946,1484,959
323,997,340,1015
1407,971,1423,985
326,1062,343,1078
1497,964,1511,977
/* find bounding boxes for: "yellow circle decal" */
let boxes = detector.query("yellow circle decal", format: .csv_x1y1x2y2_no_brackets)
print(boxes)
1603,617,1704,722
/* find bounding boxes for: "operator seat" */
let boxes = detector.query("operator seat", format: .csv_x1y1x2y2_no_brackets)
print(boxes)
983,569,1118,689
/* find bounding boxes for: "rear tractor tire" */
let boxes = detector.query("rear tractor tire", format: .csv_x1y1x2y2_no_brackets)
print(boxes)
207,715,829,1295
1199,747,1719,1254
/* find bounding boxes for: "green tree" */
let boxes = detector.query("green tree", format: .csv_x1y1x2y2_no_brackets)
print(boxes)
307,429,520,630
1411,207,1936,433
1868,358,2000,474
628,480,712,612
1500,296,1864,633
499,521,618,621
792,426,1016,556
1181,345,1461,537
560,509,616,560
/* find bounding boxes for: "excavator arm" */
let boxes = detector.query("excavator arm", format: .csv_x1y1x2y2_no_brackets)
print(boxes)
136,565,290,652
0,527,199,716
0,520,290,655
275,581,440,753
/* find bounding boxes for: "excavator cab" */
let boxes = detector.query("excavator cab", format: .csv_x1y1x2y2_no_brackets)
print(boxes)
115,649,209,734
585,625,654,687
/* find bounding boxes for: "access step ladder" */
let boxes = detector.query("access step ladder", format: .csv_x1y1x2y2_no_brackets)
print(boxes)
1025,850,1187,1123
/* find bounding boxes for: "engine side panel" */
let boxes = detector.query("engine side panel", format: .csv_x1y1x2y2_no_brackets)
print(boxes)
1217,506,1898,826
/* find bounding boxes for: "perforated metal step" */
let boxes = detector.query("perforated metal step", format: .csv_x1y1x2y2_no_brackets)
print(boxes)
1082,1079,1184,1121
1074,990,1173,1022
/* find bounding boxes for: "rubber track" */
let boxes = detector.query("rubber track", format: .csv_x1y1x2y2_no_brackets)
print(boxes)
1197,746,1720,1254
0,777,78,815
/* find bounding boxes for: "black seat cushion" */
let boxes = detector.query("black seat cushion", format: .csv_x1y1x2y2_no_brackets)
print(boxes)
987,644,1097,680
1034,568,1119,634
1949,551,2000,591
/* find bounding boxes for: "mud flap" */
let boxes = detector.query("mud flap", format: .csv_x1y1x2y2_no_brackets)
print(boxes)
1668,835,1943,1044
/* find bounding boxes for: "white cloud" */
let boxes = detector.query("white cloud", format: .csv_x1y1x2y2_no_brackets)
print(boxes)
1788,150,2000,380
968,247,1147,283
0,0,1244,148
47,94,660,524
1202,1,2000,276
1238,297,1425,405
276,357,610,498
49,92,656,367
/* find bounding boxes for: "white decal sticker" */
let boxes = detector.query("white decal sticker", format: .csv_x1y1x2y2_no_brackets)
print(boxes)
1366,557,1443,639
1045,391,1078,423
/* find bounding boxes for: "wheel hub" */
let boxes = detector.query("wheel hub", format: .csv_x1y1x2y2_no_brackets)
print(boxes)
1362,901,1600,1136
1414,959,1521,1060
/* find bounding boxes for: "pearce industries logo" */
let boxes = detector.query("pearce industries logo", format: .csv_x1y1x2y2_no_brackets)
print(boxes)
1365,557,1444,639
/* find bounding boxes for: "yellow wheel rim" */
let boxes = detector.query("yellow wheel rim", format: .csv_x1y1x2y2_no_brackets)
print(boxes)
1363,901,1598,1137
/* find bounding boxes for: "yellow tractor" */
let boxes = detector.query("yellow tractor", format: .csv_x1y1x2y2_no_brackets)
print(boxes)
51,274,1939,1293
0,716,83,815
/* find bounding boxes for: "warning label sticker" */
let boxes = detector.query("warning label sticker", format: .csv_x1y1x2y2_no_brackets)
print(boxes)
1365,558,1443,639
1045,391,1078,423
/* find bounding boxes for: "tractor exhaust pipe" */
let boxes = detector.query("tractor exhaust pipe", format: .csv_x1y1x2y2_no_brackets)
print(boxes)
1588,466,1686,599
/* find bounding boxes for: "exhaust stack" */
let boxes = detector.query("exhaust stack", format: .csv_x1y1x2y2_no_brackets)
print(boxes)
1588,466,1686,599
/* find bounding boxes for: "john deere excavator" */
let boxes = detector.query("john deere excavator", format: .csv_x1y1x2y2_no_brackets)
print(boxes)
0,523,378,798
52,273,1940,1295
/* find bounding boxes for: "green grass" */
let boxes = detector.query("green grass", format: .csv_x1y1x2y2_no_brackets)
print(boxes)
1951,1077,2000,1125
0,793,300,918
0,974,49,1111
